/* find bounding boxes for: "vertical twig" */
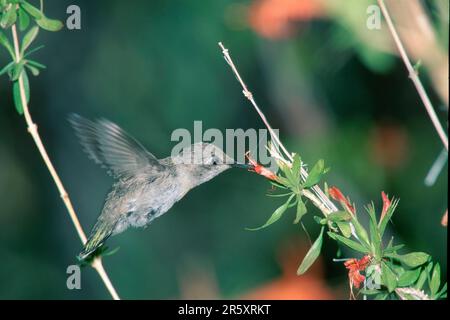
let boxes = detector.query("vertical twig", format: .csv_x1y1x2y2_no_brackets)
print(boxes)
424,149,448,187
218,42,338,215
378,0,448,151
11,24,120,300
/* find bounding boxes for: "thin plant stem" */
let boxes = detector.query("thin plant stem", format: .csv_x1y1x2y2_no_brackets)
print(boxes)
378,0,448,151
11,24,120,300
218,42,337,216
424,149,448,187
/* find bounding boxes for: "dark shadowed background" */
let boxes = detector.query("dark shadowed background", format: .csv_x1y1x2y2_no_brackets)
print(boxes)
0,0,447,299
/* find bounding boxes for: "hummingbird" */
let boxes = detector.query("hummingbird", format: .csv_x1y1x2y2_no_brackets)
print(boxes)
69,114,252,260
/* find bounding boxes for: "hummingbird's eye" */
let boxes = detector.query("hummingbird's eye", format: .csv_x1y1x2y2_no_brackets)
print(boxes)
212,159,218,165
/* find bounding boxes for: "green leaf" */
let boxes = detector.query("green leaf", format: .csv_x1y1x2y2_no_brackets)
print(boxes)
387,252,430,268
366,203,378,229
297,227,324,275
20,1,43,20
365,263,380,281
366,203,381,254
313,216,327,225
23,44,44,57
0,31,15,58
327,211,351,222
294,195,307,224
278,162,291,177
270,182,287,190
370,224,381,259
274,176,292,189
323,182,329,197
10,61,24,80
36,16,63,32
415,265,429,290
350,216,371,248
279,162,299,188
25,63,39,76
0,60,14,76
246,194,295,231
18,7,30,31
385,236,394,250
413,59,422,74
26,59,46,69
359,289,381,295
0,5,17,28
430,263,441,297
12,70,29,115
367,205,381,259
436,283,447,299
336,221,352,238
20,25,38,56
381,261,397,293
292,154,301,177
374,293,389,300
22,68,30,92
303,159,325,188
327,231,370,253
378,199,399,237
383,243,405,255
397,268,421,287
266,191,293,198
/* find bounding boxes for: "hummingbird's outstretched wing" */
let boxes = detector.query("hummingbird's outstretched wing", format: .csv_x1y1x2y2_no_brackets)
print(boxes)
69,114,165,178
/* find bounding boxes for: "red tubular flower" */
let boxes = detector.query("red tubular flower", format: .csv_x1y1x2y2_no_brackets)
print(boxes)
380,191,391,222
245,153,279,182
344,255,371,289
328,186,355,214
348,269,365,289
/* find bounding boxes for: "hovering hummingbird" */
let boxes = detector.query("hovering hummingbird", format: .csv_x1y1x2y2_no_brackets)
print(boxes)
69,114,252,260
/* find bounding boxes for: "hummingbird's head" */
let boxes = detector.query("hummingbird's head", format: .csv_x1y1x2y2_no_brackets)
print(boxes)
172,142,252,186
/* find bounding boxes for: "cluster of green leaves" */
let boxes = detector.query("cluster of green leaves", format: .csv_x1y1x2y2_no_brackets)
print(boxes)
246,154,328,231
249,151,446,300
245,154,331,276
323,198,445,299
0,0,62,114
365,253,447,300
306,193,446,300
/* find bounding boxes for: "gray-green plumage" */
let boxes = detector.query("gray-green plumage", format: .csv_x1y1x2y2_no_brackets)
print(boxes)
69,114,246,260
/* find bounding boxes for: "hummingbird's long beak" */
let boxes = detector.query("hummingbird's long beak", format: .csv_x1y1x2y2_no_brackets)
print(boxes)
232,163,254,170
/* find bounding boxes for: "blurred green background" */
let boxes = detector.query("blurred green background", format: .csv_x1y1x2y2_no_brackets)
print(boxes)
0,0,447,299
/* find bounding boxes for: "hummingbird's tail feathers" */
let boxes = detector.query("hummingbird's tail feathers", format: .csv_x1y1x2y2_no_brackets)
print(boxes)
68,113,166,178
78,220,114,261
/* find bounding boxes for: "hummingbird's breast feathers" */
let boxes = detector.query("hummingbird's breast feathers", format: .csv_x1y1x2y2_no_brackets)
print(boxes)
100,168,183,231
